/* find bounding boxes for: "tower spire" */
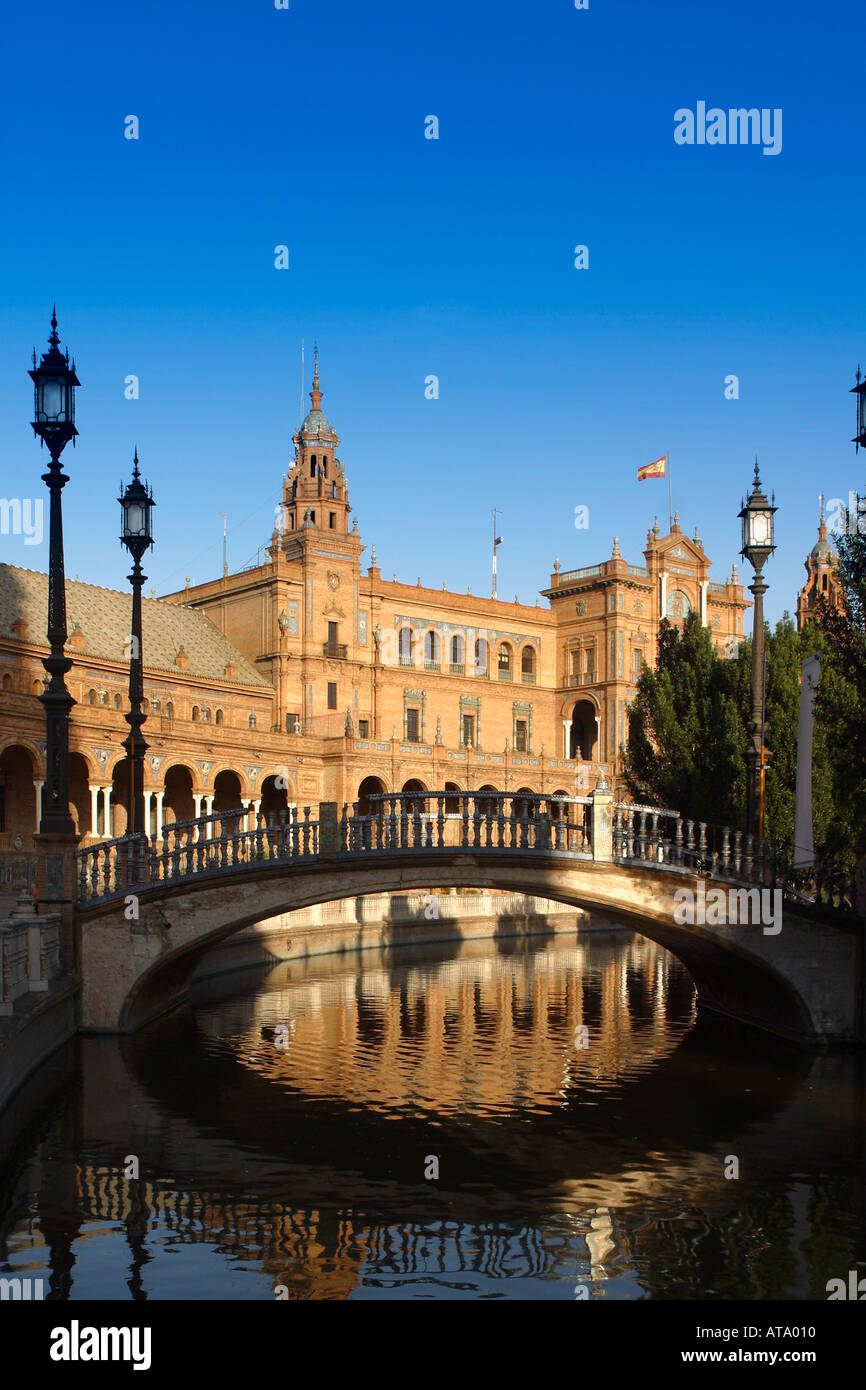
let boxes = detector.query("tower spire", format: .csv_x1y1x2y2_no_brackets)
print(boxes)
310,341,322,410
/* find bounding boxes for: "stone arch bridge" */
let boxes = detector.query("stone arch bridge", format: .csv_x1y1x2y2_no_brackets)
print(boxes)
73,789,864,1045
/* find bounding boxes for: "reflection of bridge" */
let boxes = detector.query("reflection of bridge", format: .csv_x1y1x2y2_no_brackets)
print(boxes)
73,790,863,1043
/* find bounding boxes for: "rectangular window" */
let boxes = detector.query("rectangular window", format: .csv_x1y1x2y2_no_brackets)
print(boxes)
515,719,528,753
609,632,616,681
328,621,338,645
462,713,475,747
618,632,624,678
358,719,369,739
287,711,301,733
327,681,337,710
633,648,642,674
406,708,420,742
329,512,336,529
608,593,616,612
586,648,595,675
571,650,580,676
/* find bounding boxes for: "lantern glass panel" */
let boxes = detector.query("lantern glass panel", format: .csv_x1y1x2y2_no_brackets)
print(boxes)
40,379,64,420
751,510,771,547
124,501,146,536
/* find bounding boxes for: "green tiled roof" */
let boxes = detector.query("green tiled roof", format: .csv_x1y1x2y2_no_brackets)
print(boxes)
0,564,269,687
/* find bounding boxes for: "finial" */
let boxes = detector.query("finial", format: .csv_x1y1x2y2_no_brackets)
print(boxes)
48,305,60,349
371,543,377,565
132,446,140,479
819,491,825,522
673,510,680,528
313,341,320,389
753,455,761,488
612,536,622,558
653,516,660,539
554,555,561,573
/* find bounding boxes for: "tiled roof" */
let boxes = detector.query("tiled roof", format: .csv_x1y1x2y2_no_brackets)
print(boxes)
0,564,269,687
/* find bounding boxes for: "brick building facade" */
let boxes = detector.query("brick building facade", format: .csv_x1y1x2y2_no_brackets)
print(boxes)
0,361,750,846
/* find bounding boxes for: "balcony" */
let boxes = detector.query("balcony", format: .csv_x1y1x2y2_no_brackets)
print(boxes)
398,655,415,667
521,671,536,684
424,660,441,672
322,641,348,659
497,668,513,681
449,662,465,676
472,666,489,679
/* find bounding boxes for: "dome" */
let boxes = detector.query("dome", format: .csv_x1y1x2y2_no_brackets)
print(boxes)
811,537,833,563
299,407,335,438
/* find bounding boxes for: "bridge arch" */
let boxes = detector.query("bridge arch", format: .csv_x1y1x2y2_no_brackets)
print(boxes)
94,854,824,1044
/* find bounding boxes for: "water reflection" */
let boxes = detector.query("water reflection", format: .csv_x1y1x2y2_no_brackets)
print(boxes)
0,930,863,1299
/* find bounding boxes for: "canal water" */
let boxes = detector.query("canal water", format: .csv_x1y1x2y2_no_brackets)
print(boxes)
0,928,863,1300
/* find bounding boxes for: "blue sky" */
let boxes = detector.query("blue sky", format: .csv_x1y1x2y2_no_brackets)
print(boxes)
0,0,864,626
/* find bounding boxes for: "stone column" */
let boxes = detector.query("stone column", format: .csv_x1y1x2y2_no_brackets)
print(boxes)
33,780,44,830
104,784,113,839
591,779,613,861
250,797,261,828
155,790,165,843
699,579,708,625
659,570,668,619
319,801,338,855
563,719,572,759
89,784,99,838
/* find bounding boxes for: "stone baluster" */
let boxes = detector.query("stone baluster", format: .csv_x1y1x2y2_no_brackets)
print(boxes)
720,825,730,872
472,795,482,848
302,807,311,855
461,796,470,848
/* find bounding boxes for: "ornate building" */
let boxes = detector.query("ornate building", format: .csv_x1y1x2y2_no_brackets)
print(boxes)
796,498,844,631
0,358,749,847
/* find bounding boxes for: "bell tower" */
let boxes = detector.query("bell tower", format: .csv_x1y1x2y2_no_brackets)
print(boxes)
280,349,352,538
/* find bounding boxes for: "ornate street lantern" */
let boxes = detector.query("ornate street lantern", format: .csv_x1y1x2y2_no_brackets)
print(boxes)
29,308,80,838
738,459,776,839
119,450,155,852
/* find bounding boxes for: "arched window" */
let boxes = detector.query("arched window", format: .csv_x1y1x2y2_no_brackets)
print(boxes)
474,636,488,674
321,456,327,477
1,672,11,690
88,689,97,705
114,692,122,709
497,643,513,679
192,706,200,722
249,712,257,730
310,455,317,477
521,646,536,681
398,626,413,666
166,701,174,720
215,709,224,726
424,630,440,669
449,634,465,672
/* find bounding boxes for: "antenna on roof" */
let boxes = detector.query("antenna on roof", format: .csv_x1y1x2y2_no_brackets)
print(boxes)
219,512,228,577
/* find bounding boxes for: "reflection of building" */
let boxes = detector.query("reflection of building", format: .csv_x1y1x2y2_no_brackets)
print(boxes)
796,499,844,631
0,357,747,846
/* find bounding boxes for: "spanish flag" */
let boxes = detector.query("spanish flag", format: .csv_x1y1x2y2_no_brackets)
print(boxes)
638,455,667,481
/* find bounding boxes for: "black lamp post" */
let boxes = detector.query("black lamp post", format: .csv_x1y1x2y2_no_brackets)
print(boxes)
739,459,777,838
29,308,80,837
119,450,155,843
852,366,866,452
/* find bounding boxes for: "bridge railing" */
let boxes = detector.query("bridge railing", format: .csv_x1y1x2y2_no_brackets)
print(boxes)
74,790,857,916
346,792,592,855
612,803,858,913
76,805,320,904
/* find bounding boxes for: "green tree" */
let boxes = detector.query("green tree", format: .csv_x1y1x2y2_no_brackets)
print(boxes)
815,496,866,854
623,612,746,825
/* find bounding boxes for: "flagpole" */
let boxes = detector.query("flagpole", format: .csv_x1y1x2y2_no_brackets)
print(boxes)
492,507,502,599
667,451,673,530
